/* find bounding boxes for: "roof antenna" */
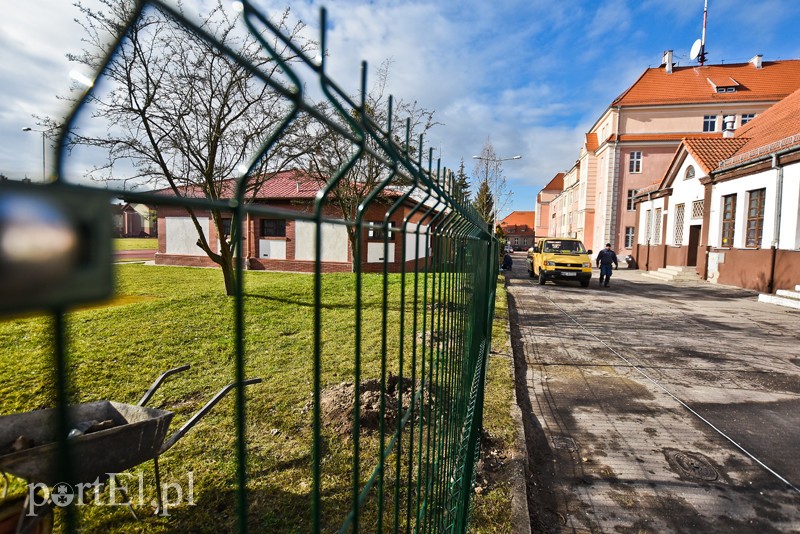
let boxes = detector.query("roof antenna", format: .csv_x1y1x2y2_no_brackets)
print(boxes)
690,0,709,65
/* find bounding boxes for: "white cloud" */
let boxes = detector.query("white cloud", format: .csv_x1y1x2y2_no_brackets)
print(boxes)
2,0,800,216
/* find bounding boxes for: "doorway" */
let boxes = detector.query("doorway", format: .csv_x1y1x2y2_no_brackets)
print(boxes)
687,225,701,266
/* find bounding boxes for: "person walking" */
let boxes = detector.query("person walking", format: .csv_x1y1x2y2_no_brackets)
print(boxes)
596,243,618,287
501,252,513,271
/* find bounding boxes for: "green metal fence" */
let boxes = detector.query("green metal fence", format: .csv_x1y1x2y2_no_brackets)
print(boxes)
0,1,498,532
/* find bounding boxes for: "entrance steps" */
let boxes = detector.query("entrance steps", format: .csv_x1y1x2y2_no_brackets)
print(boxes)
641,265,701,282
758,285,800,310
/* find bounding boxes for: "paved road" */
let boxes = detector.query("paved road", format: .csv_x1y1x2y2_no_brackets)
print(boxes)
114,249,156,261
503,257,800,533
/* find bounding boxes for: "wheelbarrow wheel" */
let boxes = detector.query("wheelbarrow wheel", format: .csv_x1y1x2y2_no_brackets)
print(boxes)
0,495,53,534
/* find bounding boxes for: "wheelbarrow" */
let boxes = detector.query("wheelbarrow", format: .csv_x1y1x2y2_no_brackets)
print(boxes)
0,365,260,533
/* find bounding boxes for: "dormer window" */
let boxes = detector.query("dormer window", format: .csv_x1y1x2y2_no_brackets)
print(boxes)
708,76,740,94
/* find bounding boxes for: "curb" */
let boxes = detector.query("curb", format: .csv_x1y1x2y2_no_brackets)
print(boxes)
502,275,532,534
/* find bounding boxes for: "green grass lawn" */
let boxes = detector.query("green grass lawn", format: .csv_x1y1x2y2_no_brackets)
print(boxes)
0,265,515,532
113,237,159,250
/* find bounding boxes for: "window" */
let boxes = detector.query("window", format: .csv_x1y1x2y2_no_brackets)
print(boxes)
221,218,232,238
691,200,704,219
367,221,395,240
260,218,286,237
684,166,695,180
645,210,652,243
741,113,755,125
653,208,662,245
627,189,636,211
721,194,736,247
674,204,685,245
629,151,642,173
746,189,766,247
625,227,635,248
703,115,717,132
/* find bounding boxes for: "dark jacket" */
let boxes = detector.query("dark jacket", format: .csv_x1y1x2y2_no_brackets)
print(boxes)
596,248,618,267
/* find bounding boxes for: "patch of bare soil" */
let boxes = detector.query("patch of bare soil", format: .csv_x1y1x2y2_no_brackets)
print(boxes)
474,429,509,495
319,374,432,435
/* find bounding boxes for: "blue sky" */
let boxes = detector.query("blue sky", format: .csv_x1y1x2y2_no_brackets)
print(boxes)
2,0,800,218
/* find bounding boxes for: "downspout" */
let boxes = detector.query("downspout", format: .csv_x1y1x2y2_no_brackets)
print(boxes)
767,154,784,293
245,212,251,270
611,106,622,249
645,191,652,271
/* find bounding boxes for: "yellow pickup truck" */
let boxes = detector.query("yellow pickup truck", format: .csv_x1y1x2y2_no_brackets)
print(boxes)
526,237,593,287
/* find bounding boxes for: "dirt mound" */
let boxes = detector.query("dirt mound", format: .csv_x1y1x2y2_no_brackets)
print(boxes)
319,374,431,435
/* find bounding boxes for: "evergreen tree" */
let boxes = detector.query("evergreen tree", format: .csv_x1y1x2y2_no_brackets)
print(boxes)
455,158,470,201
474,180,494,228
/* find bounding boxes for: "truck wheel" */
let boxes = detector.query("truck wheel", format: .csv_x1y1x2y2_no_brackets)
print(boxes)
580,279,590,287
538,270,546,285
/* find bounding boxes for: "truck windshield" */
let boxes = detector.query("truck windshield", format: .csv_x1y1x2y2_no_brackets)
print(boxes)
543,240,586,253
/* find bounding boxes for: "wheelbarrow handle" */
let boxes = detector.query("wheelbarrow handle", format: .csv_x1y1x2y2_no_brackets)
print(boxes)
159,378,262,454
138,364,191,406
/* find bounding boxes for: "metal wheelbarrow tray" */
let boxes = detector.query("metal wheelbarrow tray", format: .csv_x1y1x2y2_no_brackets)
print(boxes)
0,400,174,487
0,364,260,529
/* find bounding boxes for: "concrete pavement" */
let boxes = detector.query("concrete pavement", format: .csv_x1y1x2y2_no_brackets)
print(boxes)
503,257,800,533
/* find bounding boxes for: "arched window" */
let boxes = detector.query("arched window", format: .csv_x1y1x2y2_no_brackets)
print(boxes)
684,165,695,180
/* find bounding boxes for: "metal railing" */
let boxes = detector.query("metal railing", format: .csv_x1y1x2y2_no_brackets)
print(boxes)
0,1,497,532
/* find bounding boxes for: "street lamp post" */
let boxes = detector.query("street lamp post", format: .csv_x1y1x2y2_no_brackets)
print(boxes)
471,154,521,233
22,127,46,182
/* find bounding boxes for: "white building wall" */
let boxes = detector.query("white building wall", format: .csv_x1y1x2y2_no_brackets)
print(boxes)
782,163,800,249
166,217,207,255
709,172,778,248
295,220,349,262
666,157,706,246
637,197,665,245
404,223,430,261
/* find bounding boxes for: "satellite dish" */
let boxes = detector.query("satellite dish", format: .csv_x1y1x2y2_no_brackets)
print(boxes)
690,39,702,61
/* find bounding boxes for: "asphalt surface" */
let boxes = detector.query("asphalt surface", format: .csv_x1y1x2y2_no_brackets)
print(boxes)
503,257,800,533
114,249,156,261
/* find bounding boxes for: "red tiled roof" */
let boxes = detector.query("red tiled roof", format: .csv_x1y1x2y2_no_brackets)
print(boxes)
612,60,800,107
585,133,599,152
683,137,749,175
726,86,800,162
543,172,564,191
636,182,661,196
152,169,407,201
500,211,535,228
253,170,322,199
152,169,316,199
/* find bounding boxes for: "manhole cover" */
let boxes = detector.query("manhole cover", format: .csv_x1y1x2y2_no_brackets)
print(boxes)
551,435,577,451
667,450,718,481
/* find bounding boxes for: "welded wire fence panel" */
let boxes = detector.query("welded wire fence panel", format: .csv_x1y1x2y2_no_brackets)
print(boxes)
0,1,497,532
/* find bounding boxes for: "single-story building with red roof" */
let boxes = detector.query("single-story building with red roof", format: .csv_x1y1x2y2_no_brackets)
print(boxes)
154,170,440,273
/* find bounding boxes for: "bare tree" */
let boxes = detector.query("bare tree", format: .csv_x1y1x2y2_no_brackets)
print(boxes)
56,0,314,295
303,59,438,271
472,139,513,233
